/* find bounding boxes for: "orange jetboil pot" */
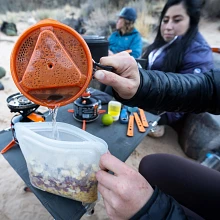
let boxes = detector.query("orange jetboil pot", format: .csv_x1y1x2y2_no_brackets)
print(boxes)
10,19,93,108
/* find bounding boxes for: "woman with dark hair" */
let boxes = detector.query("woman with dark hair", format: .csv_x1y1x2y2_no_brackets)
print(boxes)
142,0,213,137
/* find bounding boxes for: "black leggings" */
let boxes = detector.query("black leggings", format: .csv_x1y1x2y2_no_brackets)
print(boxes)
139,154,220,220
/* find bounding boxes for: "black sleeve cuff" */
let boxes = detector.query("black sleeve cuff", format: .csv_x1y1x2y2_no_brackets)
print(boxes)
129,187,159,220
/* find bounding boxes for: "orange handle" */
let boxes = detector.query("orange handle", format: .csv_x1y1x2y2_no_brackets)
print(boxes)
1,140,16,154
27,112,45,122
211,47,220,53
68,109,74,113
125,49,132,54
133,112,146,132
82,120,86,130
139,108,149,127
98,109,106,114
69,109,106,114
127,115,134,137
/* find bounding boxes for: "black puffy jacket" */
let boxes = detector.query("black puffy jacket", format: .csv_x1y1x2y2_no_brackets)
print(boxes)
115,69,220,115
130,187,188,220
114,68,220,219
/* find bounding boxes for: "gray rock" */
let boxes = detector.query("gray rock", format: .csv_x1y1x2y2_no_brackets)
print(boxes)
0,66,6,79
179,112,220,160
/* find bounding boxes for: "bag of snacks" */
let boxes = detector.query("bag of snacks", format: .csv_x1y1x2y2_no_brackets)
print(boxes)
14,122,108,203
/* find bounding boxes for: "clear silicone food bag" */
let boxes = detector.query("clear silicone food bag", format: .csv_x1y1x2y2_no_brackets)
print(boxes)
14,122,108,203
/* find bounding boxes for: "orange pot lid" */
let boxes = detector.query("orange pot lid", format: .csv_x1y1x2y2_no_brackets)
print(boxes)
10,19,93,108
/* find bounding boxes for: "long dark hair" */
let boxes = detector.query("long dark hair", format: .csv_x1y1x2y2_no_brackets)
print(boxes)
142,0,204,72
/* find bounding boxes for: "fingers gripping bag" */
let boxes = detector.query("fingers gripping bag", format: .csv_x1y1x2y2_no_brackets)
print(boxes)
14,122,108,203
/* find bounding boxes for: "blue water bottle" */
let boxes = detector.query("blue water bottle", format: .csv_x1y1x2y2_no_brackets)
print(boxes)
201,152,220,170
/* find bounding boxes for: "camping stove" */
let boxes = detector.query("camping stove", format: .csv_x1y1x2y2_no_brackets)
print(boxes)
73,91,100,123
6,93,45,143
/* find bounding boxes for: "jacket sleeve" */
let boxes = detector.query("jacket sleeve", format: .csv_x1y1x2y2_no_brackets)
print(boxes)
114,69,220,114
180,45,213,74
166,44,214,123
130,187,188,220
130,33,143,58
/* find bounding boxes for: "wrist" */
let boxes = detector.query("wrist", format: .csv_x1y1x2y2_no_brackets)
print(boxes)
129,187,158,220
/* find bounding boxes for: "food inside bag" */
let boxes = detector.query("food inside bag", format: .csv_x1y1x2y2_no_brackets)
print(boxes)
14,122,108,203
28,151,99,203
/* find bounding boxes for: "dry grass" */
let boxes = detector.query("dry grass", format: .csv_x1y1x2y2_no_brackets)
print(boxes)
82,0,160,39
0,11,22,23
136,10,154,39
0,1,164,41
127,0,163,40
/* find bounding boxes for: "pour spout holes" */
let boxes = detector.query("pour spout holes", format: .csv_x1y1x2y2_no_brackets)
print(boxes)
47,63,54,69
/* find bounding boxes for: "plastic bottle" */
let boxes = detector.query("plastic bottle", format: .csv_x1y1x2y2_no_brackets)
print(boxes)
201,152,220,169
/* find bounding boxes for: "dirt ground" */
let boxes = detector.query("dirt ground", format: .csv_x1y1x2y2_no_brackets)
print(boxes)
0,18,219,220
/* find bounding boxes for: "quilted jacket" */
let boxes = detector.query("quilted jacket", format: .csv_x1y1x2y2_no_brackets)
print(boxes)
147,32,213,124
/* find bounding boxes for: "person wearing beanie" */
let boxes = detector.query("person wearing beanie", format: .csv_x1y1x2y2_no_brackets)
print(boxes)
108,7,142,59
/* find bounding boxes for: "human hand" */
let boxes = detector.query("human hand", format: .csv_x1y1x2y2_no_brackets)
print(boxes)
94,51,140,100
108,50,114,56
96,153,154,220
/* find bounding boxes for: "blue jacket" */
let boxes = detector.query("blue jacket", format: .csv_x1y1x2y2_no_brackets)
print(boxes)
149,32,214,124
108,28,142,58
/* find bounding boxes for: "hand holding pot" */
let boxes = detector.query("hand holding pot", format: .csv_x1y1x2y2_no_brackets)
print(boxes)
96,153,154,220
94,52,140,100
